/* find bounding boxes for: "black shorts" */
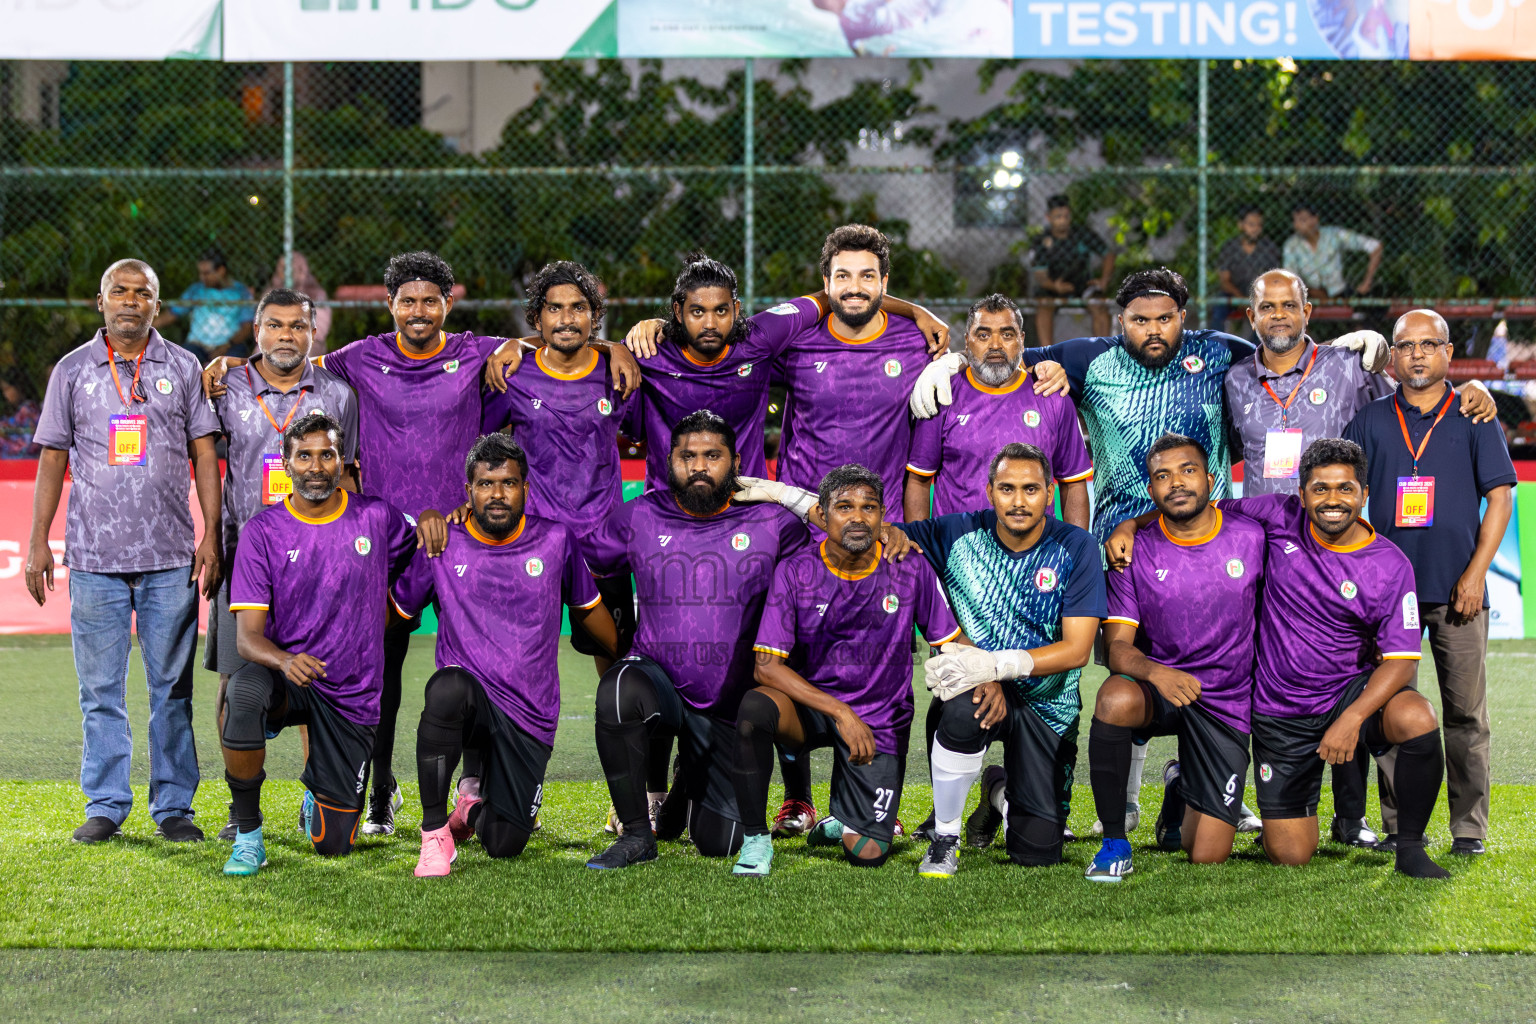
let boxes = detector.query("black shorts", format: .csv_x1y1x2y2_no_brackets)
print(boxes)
572,574,634,657
611,654,738,822
456,675,553,833
795,706,906,844
262,674,376,811
1251,671,1397,820
970,687,1078,825
203,574,246,676
1135,693,1251,827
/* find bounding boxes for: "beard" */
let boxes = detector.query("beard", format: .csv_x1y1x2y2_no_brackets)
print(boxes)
1403,372,1436,389
968,350,1021,388
263,347,306,373
471,500,521,540
838,525,876,554
1159,489,1208,523
545,327,589,355
1126,335,1181,370
829,290,884,330
671,470,735,516
295,473,338,503
1259,328,1304,356
1311,505,1356,537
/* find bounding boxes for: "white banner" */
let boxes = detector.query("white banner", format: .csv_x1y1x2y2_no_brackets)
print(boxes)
223,0,616,61
0,0,222,59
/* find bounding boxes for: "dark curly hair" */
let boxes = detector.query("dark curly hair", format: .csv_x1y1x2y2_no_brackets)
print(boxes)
1116,266,1189,311
526,260,605,330
383,251,454,299
1299,437,1368,487
819,224,891,279
662,252,744,347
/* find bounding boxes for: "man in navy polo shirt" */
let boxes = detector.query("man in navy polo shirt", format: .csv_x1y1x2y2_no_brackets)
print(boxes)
1344,308,1516,856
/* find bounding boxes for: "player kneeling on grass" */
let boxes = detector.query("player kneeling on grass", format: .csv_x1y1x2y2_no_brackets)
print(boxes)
1088,433,1267,882
396,434,618,877
1107,437,1450,879
222,414,439,876
736,465,964,873
900,443,1105,878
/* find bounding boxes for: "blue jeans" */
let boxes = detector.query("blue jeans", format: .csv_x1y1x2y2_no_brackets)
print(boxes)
70,567,201,825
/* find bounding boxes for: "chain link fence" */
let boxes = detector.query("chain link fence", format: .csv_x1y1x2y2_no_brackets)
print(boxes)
5,57,1536,453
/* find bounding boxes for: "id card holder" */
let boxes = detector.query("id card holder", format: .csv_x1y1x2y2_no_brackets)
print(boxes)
1262,428,1304,479
262,454,292,504
108,414,148,466
1396,476,1435,527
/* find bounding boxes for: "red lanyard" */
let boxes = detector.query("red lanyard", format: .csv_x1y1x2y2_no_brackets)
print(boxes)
1394,386,1456,477
245,365,309,434
106,339,146,411
1259,344,1319,429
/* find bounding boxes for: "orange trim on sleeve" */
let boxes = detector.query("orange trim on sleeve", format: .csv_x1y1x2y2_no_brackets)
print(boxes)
752,644,791,658
1380,652,1424,660
905,464,938,478
1104,616,1141,627
229,603,269,611
573,594,603,610
928,626,963,646
1057,467,1095,483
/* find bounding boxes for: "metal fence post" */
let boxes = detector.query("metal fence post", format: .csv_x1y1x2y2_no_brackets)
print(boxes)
283,61,295,289
743,58,755,313
1196,58,1209,324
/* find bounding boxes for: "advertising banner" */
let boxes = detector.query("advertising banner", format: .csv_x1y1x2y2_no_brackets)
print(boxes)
223,0,617,62
0,0,222,60
1410,0,1536,58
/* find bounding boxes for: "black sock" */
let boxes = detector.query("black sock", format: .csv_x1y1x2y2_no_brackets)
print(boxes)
417,752,454,833
227,769,265,833
1161,772,1186,830
645,733,674,793
734,692,780,836
461,749,482,782
1331,748,1370,820
777,742,812,804
596,720,653,835
1390,730,1449,879
1089,718,1133,841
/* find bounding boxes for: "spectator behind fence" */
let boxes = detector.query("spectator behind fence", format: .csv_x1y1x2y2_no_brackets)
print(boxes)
1210,206,1282,330
1282,204,1382,300
0,377,42,458
267,252,332,355
154,248,254,361
1028,194,1115,344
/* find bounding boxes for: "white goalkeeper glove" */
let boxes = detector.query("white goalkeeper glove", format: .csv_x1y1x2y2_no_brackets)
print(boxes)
923,642,1034,701
1330,329,1390,374
733,475,817,522
908,351,965,420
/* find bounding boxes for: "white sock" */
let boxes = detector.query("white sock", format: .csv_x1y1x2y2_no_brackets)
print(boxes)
931,741,985,837
990,781,1007,817
646,790,667,804
1126,743,1148,810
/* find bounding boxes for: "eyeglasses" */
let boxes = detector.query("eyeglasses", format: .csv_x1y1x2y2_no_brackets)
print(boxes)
1391,340,1452,356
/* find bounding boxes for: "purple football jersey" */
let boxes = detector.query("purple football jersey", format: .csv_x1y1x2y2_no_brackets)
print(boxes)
907,367,1093,517
583,491,811,714
230,492,418,726
1216,494,1423,718
631,305,814,491
773,303,931,521
392,517,599,745
754,541,963,755
1106,510,1267,732
481,348,636,541
318,331,503,518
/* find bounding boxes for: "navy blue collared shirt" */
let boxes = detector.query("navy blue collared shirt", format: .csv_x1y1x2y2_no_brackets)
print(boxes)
1343,385,1516,606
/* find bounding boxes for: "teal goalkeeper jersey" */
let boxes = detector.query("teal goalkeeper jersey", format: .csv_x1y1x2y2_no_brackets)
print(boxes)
1027,329,1255,541
897,512,1107,738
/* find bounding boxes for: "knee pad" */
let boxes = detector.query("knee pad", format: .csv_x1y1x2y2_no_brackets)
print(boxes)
309,799,361,857
479,814,531,859
736,690,780,739
594,660,661,728
420,668,476,742
934,696,989,755
1006,813,1063,867
843,834,891,868
221,666,275,751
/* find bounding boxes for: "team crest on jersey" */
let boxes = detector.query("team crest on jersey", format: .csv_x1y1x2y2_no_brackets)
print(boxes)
525,557,545,577
155,378,173,395
309,407,324,416
1259,763,1273,783
1309,387,1328,405
443,359,461,374
1022,409,1041,428
730,532,751,551
1181,355,1205,374
1226,558,1245,578
1035,567,1059,592
883,359,903,378
596,398,613,416
1403,592,1420,630
1340,579,1358,600
354,537,371,556
881,594,900,614
736,363,754,378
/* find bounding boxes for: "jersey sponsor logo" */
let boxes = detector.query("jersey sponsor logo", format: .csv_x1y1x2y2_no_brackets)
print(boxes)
1035,567,1059,592
454,564,468,577
596,398,613,416
1403,592,1420,630
525,557,544,577
668,371,682,379
286,548,301,563
1259,763,1273,782
380,365,391,374
1340,579,1358,600
1155,568,1170,582
816,603,829,616
814,361,830,374
1022,409,1041,428
1226,558,1245,578
1282,541,1299,554
239,408,255,423
737,363,754,377
881,593,900,613
83,381,99,396
354,536,372,556
730,532,751,551
657,535,673,546
531,398,543,409
1308,387,1328,405
1181,354,1205,374
155,378,173,395
443,359,461,374
765,302,798,316
403,513,417,527
883,359,903,378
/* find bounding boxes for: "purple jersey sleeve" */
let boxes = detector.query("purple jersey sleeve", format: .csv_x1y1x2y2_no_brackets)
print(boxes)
390,547,436,619
906,411,942,476
753,560,798,658
1376,557,1424,661
384,504,418,582
1104,560,1141,626
336,387,360,465
1215,493,1295,533
316,340,360,388
912,560,963,645
229,518,273,611
1046,395,1093,482
746,296,824,358
580,499,636,577
562,532,603,611
776,512,813,560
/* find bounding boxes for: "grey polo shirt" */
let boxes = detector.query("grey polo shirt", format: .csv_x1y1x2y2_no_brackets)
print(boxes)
33,329,221,574
214,356,359,552
1224,338,1395,495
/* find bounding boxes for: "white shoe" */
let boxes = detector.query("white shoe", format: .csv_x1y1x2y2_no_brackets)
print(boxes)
1089,805,1141,836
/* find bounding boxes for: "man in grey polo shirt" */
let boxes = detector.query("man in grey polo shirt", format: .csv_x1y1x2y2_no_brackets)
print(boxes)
206,287,358,839
27,258,223,844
